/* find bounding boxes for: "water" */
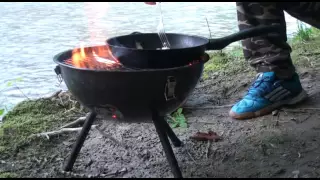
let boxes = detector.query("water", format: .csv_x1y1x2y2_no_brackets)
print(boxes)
0,2,300,118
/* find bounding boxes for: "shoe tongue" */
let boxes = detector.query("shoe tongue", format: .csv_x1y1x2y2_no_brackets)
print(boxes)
257,72,276,81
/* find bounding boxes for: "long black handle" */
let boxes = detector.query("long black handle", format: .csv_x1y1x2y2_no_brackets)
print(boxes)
206,25,284,50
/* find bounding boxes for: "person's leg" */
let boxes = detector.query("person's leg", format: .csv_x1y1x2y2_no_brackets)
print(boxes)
229,2,320,120
236,2,296,78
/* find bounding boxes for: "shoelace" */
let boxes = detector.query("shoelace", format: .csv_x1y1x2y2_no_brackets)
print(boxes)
246,74,273,97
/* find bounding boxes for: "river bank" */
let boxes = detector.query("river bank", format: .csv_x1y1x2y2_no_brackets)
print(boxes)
1,27,320,178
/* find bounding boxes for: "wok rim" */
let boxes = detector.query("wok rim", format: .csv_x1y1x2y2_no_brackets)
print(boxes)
53,46,206,73
105,32,210,51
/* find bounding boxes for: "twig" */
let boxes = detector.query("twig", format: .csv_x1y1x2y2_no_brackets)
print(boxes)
48,90,62,99
29,125,97,140
58,95,64,105
59,170,95,178
302,56,315,67
65,93,77,106
183,104,233,109
64,107,75,113
185,148,196,163
300,114,313,124
206,140,211,159
93,126,128,149
183,143,197,163
59,167,127,178
100,168,128,177
60,116,87,128
14,84,30,100
281,107,320,113
205,17,212,38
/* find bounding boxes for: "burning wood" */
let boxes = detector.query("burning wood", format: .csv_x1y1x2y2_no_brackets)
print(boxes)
65,44,123,70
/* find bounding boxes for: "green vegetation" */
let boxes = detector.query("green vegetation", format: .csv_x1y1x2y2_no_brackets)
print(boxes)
292,21,320,42
167,108,188,128
0,77,24,117
0,98,77,155
0,172,18,178
202,46,249,80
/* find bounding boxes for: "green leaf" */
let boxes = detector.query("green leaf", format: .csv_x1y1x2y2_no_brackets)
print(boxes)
177,108,183,114
0,109,4,116
168,108,188,128
179,122,188,128
6,82,13,87
16,77,23,82
170,122,179,128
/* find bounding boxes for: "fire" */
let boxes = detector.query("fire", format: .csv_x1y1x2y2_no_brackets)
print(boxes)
66,43,122,70
64,2,122,70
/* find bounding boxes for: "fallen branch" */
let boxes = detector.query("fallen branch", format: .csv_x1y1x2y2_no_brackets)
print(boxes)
64,107,77,114
59,167,127,178
29,125,97,140
60,116,87,128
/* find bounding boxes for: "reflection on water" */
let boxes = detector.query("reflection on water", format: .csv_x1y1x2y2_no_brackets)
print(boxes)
0,2,301,118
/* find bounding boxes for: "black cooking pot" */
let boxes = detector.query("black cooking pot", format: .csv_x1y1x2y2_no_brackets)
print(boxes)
54,25,282,120
106,25,284,69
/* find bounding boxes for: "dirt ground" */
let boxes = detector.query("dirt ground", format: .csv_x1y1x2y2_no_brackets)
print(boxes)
1,63,320,178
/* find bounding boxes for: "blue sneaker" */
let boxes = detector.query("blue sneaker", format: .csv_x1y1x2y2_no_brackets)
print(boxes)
229,72,308,120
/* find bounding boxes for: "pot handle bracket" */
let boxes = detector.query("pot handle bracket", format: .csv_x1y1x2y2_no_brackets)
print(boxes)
164,76,177,101
54,65,63,85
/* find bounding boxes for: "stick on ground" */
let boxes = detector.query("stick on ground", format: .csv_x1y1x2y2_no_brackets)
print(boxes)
29,125,97,140
60,116,87,128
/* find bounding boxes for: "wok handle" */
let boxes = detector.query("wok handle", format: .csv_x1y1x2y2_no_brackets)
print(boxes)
206,25,284,50
130,32,143,35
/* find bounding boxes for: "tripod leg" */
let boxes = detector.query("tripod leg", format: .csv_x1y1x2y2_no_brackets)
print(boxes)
63,111,97,171
161,116,183,147
152,111,183,178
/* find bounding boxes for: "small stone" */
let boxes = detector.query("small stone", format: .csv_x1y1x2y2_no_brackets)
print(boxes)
292,170,300,178
274,168,286,175
272,110,279,116
290,118,297,122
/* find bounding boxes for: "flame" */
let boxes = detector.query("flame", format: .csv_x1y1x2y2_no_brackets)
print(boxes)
67,43,121,70
65,2,122,70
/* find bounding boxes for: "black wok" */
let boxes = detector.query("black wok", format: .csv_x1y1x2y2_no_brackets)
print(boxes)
106,25,284,69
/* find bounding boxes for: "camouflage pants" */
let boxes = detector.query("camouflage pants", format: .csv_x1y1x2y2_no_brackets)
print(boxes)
237,2,320,79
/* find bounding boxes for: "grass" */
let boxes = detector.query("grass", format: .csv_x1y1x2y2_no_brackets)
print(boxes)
0,98,77,156
202,47,250,80
292,21,320,43
0,172,18,178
